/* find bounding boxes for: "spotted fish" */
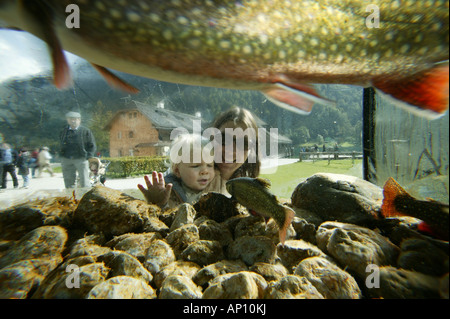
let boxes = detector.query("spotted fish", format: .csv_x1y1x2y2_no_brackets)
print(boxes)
226,177,295,244
0,0,448,118
381,177,449,240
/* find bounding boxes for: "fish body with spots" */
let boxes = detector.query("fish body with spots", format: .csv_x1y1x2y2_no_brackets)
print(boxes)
0,0,448,117
226,177,295,244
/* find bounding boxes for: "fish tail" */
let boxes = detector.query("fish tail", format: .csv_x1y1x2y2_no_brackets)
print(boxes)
381,177,410,218
278,206,295,245
373,62,449,119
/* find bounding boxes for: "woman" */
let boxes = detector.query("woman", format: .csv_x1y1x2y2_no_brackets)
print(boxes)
206,106,261,195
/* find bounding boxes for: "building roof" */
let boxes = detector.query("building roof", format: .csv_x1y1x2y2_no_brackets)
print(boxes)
105,101,291,145
104,101,203,131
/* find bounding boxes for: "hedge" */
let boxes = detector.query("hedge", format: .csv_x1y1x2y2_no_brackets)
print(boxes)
102,156,170,178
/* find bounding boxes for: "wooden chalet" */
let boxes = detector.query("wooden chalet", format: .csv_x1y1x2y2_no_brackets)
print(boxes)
104,101,202,157
104,100,292,158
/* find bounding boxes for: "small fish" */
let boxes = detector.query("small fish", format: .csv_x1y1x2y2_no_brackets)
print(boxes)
0,0,448,118
226,177,295,244
381,177,449,240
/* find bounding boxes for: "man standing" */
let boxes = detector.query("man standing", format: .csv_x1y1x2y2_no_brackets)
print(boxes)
1,143,18,189
60,111,96,188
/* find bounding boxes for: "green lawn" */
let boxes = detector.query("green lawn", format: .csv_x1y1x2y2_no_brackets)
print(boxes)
260,159,363,200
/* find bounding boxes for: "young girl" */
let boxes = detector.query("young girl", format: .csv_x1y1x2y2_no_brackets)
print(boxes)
138,133,218,208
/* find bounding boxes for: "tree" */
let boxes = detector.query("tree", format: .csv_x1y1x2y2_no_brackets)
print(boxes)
89,101,114,156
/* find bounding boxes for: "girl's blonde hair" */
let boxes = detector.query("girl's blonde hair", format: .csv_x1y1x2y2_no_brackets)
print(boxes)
210,106,261,178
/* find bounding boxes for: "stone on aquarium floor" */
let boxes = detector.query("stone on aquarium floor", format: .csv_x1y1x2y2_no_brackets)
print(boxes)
87,275,156,299
0,174,448,299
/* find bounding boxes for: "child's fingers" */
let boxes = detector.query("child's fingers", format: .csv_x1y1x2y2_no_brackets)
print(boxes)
151,171,164,186
143,175,152,188
158,172,165,186
137,184,146,194
151,171,158,184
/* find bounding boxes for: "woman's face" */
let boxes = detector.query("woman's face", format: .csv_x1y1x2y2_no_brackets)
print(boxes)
216,121,251,180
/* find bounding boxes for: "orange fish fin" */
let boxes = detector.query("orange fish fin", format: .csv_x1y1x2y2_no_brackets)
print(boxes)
50,36,72,89
381,177,410,218
20,0,72,89
417,221,435,235
373,62,449,119
91,63,140,94
417,221,448,241
262,76,336,115
278,206,295,245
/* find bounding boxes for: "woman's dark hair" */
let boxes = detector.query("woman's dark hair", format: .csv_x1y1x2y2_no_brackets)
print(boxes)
210,106,261,178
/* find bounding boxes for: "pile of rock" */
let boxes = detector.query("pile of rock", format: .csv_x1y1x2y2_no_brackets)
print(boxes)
0,173,448,299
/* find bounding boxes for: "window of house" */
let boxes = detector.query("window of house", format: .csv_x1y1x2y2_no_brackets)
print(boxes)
118,131,122,139
129,131,134,138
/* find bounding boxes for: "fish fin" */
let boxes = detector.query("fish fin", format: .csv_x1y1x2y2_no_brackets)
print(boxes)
417,221,435,235
49,34,72,89
381,177,411,218
416,221,448,240
278,206,295,245
262,77,336,115
373,62,449,119
91,63,140,94
18,0,72,89
254,177,271,189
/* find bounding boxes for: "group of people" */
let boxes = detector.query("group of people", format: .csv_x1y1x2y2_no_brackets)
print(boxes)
0,144,54,189
0,111,97,190
138,106,261,209
2,106,259,205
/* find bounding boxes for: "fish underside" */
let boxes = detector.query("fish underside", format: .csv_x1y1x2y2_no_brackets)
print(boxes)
0,0,448,117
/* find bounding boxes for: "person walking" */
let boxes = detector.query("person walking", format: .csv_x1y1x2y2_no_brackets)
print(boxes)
17,148,31,188
1,143,19,189
30,148,39,178
59,111,96,188
38,146,54,177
